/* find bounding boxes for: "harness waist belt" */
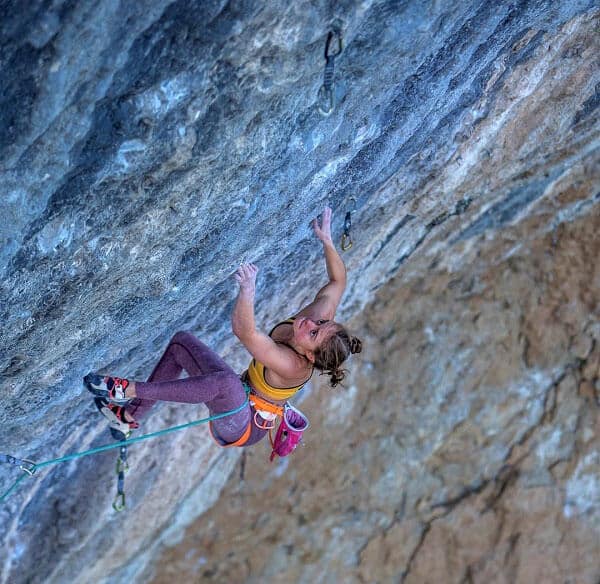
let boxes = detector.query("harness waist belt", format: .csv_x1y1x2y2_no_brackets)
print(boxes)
249,393,285,417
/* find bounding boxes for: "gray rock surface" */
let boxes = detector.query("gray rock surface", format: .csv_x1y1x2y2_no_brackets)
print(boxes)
0,1,598,583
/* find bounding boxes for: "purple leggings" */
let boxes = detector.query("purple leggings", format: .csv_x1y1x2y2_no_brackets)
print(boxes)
126,331,266,446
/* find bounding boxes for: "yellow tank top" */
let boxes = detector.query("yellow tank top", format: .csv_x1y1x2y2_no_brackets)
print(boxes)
246,318,310,401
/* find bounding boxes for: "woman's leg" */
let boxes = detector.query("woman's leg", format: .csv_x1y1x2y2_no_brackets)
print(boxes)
126,332,251,443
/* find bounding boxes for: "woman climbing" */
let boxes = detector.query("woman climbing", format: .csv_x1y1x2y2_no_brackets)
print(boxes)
85,206,362,452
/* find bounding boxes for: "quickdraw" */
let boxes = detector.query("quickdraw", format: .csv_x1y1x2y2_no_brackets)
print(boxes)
341,197,357,251
113,444,128,512
317,23,343,116
1,455,36,476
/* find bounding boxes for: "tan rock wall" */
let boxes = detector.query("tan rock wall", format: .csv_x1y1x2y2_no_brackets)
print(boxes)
150,148,599,584
147,12,600,577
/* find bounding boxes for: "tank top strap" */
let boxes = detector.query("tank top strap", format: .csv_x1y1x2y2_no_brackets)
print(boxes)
268,317,296,337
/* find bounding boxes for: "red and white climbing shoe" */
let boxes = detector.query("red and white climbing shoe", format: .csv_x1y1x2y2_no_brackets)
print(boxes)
84,373,132,405
94,398,139,441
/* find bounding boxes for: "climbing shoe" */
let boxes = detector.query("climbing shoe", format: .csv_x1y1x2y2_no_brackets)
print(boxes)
94,398,139,441
84,373,132,405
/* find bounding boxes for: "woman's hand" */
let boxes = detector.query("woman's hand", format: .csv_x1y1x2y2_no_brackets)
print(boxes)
312,206,333,244
234,263,258,295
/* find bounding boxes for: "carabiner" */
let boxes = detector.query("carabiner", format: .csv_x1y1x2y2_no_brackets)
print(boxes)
325,30,343,59
112,493,126,512
254,411,277,430
347,196,357,214
317,26,343,117
340,198,356,251
341,232,353,251
317,85,335,116
19,460,36,476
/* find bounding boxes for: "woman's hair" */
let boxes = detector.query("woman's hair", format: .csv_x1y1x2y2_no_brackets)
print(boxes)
313,325,362,387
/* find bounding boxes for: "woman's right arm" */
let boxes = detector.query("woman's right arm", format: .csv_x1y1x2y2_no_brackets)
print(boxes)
232,264,309,378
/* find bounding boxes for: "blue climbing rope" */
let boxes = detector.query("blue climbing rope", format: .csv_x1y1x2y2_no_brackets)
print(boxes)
1,388,250,504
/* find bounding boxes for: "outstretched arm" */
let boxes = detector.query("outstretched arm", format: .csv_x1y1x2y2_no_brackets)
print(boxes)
232,264,308,378
295,206,347,321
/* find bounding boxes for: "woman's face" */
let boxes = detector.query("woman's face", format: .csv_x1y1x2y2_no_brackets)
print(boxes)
293,317,337,352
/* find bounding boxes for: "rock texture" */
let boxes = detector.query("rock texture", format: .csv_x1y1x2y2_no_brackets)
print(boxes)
0,1,598,583
154,198,599,584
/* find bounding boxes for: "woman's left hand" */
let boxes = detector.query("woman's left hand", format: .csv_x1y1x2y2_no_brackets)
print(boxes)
235,263,258,294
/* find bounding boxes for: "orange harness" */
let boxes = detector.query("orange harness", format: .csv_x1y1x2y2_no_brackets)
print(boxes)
208,386,285,448
249,392,285,430
209,417,252,447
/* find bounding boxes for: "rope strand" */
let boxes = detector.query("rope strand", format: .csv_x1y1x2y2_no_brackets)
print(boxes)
1,391,249,503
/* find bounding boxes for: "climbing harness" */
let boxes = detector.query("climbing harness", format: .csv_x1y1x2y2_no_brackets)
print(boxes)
317,23,343,116
341,197,357,251
209,384,310,461
249,392,285,430
0,389,250,506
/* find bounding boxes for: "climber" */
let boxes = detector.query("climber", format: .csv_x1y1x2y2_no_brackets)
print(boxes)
85,206,362,450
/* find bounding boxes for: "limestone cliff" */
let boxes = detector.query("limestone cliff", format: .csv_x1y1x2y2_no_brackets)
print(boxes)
0,1,598,583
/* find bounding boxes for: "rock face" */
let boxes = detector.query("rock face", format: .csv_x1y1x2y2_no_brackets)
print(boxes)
153,198,599,584
0,2,598,583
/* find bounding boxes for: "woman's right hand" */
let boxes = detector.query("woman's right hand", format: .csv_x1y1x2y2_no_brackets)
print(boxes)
234,263,258,294
312,206,333,244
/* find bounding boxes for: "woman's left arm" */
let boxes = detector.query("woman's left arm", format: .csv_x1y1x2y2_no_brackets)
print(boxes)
295,206,347,321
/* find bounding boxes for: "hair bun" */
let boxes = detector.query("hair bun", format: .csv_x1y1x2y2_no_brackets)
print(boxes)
328,367,346,388
349,336,362,354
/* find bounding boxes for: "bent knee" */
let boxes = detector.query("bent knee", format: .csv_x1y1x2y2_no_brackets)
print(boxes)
170,330,196,344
